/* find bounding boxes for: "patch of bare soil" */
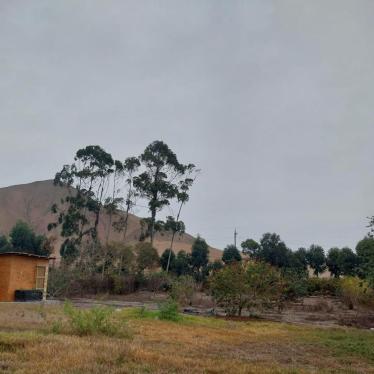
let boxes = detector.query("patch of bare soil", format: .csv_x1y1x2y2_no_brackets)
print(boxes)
262,296,374,329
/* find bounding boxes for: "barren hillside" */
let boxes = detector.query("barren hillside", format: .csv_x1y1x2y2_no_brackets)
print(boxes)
0,180,222,260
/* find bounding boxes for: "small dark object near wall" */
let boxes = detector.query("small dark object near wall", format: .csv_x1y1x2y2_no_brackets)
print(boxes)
15,290,43,302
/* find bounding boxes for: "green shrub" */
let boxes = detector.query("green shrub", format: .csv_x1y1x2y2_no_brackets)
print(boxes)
210,261,284,316
158,299,181,322
145,272,172,292
339,277,374,309
63,302,126,337
306,278,340,296
51,319,63,334
170,276,196,306
281,269,309,300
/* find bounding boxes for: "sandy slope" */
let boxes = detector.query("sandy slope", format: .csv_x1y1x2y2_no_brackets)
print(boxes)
0,180,222,260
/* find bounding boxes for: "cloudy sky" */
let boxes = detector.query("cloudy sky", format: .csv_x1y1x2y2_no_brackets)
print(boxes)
0,0,373,251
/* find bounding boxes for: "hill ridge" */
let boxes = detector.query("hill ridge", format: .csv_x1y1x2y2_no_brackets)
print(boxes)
0,180,222,260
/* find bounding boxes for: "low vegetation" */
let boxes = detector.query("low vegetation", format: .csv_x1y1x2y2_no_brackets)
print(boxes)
0,303,373,373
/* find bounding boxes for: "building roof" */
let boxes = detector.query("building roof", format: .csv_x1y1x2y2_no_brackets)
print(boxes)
0,252,51,259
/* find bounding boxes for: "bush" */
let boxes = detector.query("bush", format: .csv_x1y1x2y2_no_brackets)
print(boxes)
111,274,137,294
63,302,128,337
144,272,172,292
210,261,284,316
306,278,340,296
339,277,374,309
281,269,309,301
170,276,196,306
158,299,180,321
48,266,78,297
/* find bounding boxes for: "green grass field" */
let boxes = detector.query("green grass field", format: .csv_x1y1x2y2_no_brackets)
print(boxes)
0,303,373,373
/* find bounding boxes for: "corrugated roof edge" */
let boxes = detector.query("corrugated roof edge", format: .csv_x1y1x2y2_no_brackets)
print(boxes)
0,252,54,259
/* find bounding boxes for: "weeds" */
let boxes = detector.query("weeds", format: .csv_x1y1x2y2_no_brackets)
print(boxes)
158,299,181,322
62,302,130,337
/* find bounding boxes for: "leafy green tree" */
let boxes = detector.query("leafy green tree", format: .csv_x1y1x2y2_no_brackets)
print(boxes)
222,245,242,264
190,236,209,281
165,169,198,272
10,221,49,256
241,239,260,257
160,249,176,271
356,237,374,278
326,247,341,277
339,247,358,276
292,247,308,271
135,242,160,273
210,261,284,316
112,157,141,241
174,251,191,276
50,145,115,259
207,260,224,273
210,263,249,316
327,247,358,278
257,233,291,268
60,239,79,262
245,261,284,312
133,141,193,245
0,234,8,250
104,160,125,245
306,245,326,276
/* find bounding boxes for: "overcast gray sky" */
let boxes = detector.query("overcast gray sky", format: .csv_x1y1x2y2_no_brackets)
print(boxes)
0,0,373,251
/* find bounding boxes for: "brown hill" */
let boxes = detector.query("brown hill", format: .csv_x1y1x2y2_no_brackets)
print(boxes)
0,180,222,261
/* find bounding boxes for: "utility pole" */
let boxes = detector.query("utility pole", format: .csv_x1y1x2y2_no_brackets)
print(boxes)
234,228,238,248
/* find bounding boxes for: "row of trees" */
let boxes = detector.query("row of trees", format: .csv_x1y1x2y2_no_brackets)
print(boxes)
219,232,374,284
49,141,198,268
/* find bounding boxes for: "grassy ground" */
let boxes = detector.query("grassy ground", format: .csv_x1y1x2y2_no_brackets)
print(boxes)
0,303,373,373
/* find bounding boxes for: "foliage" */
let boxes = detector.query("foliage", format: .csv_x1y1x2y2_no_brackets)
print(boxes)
222,245,242,264
174,250,192,276
133,140,195,245
170,275,196,306
112,156,141,241
158,299,181,321
306,277,340,296
144,271,172,292
63,302,127,337
292,247,308,271
0,234,9,250
356,237,374,278
257,233,291,268
245,261,284,312
327,247,358,278
306,244,326,276
339,276,374,309
135,242,160,273
210,263,248,316
210,261,284,316
105,242,135,275
281,268,309,300
50,145,115,259
190,236,209,281
3,221,51,256
59,239,79,263
207,260,224,273
241,239,260,257
160,249,176,271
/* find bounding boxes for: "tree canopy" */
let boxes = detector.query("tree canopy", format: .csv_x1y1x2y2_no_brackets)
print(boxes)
222,245,242,264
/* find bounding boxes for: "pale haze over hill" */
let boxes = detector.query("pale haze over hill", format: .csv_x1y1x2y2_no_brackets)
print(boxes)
0,1,373,251
0,180,222,260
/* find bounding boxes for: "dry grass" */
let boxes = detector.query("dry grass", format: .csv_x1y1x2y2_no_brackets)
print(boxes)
0,303,373,373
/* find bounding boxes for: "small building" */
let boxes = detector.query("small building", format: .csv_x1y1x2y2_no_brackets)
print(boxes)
0,252,50,302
